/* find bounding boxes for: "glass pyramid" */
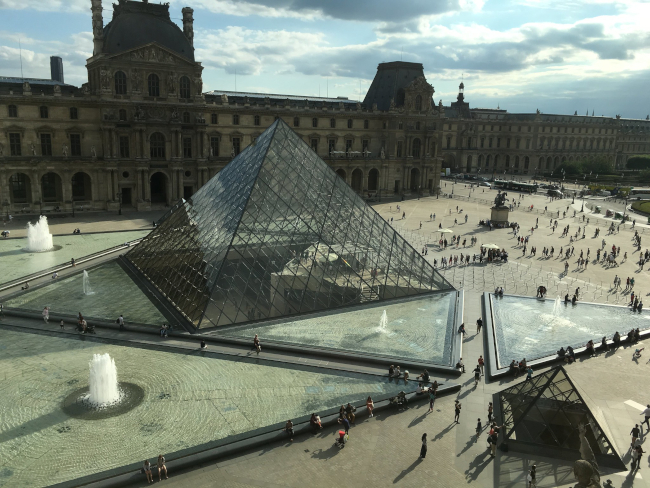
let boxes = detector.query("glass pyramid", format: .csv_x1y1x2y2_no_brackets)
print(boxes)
498,366,622,467
126,119,453,329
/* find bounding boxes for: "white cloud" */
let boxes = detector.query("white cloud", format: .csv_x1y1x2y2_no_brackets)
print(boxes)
0,0,87,12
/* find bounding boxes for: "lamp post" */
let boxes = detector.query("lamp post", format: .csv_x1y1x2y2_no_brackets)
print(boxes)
116,191,122,216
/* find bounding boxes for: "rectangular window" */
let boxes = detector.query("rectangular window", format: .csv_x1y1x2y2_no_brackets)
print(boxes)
232,137,240,155
506,138,510,148
70,107,78,120
183,137,192,158
364,120,369,129
40,106,48,119
362,139,369,153
446,136,452,149
233,114,239,125
497,138,501,148
311,138,318,153
71,134,82,156
118,136,129,158
328,139,335,155
345,139,352,153
40,133,52,156
330,118,336,129
516,138,520,149
467,137,472,149
312,118,318,128
211,113,218,124
254,115,260,126
397,141,403,157
488,138,493,148
526,139,530,149
8,105,18,117
480,137,485,148
210,137,219,157
9,133,21,156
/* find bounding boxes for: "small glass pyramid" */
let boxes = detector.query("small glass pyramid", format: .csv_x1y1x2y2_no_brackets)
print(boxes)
498,366,622,467
127,119,453,329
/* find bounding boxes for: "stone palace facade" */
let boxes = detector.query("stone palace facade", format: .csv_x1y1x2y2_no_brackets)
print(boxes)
0,0,649,214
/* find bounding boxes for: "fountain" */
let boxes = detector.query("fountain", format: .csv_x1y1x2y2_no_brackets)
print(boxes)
82,270,94,295
376,310,388,333
25,215,54,252
87,353,120,407
552,296,562,317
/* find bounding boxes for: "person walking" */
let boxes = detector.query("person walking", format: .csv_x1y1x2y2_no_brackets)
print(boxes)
420,433,428,458
488,431,498,457
366,396,374,418
487,402,493,423
527,465,537,487
473,365,481,386
631,424,641,447
525,366,534,381
476,317,483,334
42,306,50,324
428,388,436,412
117,314,124,330
641,405,650,430
454,400,462,423
475,418,482,442
478,355,485,376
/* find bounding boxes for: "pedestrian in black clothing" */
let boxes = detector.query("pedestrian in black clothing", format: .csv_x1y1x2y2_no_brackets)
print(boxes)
476,317,483,334
454,400,462,423
631,424,641,447
487,402,493,423
420,433,427,458
475,418,482,442
473,365,481,386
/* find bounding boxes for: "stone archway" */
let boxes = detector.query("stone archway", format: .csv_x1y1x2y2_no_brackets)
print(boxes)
336,169,346,181
410,167,421,191
9,173,31,204
368,168,380,192
71,172,92,201
150,172,168,204
351,168,363,193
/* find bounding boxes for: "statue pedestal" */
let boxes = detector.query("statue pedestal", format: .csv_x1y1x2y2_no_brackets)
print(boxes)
491,206,510,224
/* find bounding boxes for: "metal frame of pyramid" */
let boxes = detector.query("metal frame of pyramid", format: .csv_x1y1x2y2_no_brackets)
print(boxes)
496,366,624,469
126,119,454,331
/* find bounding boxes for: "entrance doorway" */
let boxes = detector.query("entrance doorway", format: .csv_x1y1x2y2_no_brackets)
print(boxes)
184,186,193,200
121,187,132,206
150,172,167,204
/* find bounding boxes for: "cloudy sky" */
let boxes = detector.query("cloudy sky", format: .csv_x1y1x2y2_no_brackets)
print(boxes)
1,0,649,118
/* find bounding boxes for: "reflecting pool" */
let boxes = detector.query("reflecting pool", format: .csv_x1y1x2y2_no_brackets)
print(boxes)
0,328,409,487
0,230,149,285
491,295,650,367
3,261,166,326
214,292,459,366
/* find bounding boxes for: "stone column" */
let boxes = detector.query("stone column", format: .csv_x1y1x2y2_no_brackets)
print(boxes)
171,170,177,200
105,169,113,201
112,170,118,201
166,173,173,205
177,132,182,159
145,170,151,201
31,171,40,206
179,169,184,199
90,171,98,205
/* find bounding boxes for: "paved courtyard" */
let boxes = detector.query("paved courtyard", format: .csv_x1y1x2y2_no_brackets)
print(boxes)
2,181,650,488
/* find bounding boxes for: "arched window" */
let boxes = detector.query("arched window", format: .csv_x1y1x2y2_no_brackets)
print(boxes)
293,117,300,127
415,95,422,111
8,104,18,117
486,155,491,168
412,138,421,158
524,157,529,169
182,112,190,124
312,117,318,128
150,132,166,159
114,71,127,94
179,76,191,99
148,74,160,97
478,155,483,167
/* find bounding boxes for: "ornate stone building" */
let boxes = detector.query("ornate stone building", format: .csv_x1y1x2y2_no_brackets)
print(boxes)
0,0,647,216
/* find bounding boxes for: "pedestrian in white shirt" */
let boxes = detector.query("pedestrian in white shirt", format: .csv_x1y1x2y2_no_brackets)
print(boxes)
641,405,650,430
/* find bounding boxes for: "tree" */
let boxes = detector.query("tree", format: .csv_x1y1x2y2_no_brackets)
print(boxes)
627,156,650,170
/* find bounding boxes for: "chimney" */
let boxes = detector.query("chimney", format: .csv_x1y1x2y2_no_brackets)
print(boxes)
91,0,104,56
182,7,194,47
50,56,64,83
